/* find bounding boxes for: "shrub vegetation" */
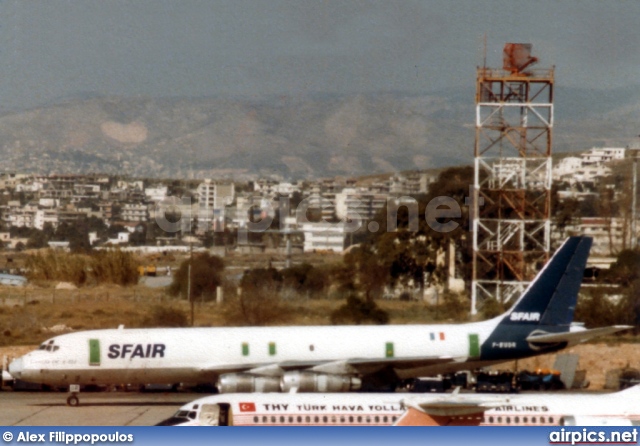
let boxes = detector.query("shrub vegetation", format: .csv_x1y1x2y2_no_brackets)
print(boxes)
25,249,139,286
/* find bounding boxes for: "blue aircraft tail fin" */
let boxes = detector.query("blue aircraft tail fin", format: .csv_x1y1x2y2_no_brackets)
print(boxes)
500,236,592,328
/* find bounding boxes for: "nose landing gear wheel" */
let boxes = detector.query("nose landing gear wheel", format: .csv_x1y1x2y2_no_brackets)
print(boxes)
66,395,79,406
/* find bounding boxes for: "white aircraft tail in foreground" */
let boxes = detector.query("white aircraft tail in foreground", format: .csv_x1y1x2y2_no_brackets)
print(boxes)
396,384,640,426
9,236,630,406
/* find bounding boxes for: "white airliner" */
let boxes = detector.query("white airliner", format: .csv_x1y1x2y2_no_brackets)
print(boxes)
156,386,640,426
8,236,630,406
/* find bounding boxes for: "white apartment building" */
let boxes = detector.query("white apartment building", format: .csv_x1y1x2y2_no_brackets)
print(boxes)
301,222,347,253
553,147,626,183
34,209,59,230
144,186,168,203
273,182,302,196
121,203,148,222
196,180,235,230
6,204,38,228
581,147,626,166
334,188,387,221
15,180,43,193
389,172,434,195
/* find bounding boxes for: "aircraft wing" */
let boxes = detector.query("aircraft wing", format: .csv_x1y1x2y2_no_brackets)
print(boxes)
346,356,465,375
526,325,632,345
200,356,463,377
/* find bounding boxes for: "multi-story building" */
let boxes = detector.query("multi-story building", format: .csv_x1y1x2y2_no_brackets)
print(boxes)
121,203,149,222
334,188,387,221
196,180,235,231
554,147,626,184
581,147,626,166
144,186,168,203
301,222,346,253
389,172,434,196
6,203,37,228
302,179,345,221
34,209,59,230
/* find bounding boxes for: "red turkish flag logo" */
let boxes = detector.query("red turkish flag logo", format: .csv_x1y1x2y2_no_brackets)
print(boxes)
239,402,256,412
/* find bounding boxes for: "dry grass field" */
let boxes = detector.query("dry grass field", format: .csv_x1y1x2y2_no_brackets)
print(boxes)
0,282,455,345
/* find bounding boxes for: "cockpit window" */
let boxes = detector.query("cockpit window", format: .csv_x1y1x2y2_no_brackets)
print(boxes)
40,340,59,352
176,410,197,419
155,411,197,427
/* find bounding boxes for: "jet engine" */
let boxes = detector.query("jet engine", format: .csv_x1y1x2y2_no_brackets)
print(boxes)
280,371,362,393
217,373,281,393
561,416,640,426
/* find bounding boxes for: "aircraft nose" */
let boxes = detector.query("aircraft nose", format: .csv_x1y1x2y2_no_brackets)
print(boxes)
8,356,23,379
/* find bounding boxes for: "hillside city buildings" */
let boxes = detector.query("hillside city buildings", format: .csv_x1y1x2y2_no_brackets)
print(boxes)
0,147,636,262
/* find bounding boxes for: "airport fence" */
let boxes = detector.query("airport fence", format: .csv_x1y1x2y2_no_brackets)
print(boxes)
0,287,177,307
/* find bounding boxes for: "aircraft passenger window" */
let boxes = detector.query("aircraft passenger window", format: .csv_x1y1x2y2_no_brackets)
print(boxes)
531,416,536,423
279,416,284,423
297,416,302,423
489,416,494,424
392,416,397,423
497,416,502,424
523,416,528,423
253,416,258,423
305,416,310,423
349,416,354,423
383,416,388,423
340,416,345,423
262,416,267,423
506,417,511,424
357,416,362,423
331,416,336,423
374,416,379,424
314,416,319,423
366,417,371,424
288,416,293,423
515,416,520,423
271,416,275,423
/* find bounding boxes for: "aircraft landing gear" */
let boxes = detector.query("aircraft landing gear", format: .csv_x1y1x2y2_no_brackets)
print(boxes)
67,384,81,407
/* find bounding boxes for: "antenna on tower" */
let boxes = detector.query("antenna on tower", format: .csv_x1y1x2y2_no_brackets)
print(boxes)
483,33,487,69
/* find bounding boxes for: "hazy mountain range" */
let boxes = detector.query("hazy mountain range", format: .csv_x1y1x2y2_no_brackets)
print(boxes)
0,85,638,180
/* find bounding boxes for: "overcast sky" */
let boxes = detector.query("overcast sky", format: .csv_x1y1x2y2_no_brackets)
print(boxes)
0,0,638,112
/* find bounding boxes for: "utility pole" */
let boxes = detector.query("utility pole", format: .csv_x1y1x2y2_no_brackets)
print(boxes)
632,155,638,250
188,241,194,326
